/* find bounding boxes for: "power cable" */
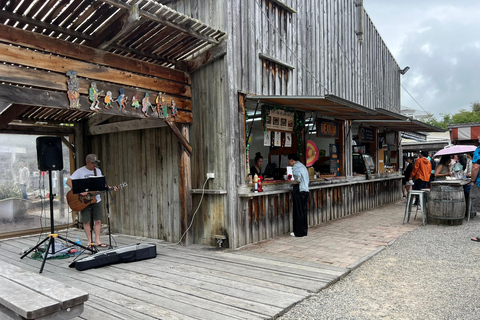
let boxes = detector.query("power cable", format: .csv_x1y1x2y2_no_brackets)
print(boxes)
174,176,211,245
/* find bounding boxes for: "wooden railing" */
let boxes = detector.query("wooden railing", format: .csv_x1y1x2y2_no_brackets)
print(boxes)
236,177,402,248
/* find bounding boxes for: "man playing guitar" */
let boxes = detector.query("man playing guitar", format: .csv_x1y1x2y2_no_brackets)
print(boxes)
66,154,116,248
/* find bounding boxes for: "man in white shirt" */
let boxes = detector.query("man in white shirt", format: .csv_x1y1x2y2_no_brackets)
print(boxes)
66,154,108,248
288,153,309,237
18,161,29,199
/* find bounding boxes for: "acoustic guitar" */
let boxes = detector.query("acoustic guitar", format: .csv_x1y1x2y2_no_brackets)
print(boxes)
66,182,127,211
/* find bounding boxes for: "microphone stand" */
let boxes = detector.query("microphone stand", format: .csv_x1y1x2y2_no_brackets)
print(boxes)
97,162,114,249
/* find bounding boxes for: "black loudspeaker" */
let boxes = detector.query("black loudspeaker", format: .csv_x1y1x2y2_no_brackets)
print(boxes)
36,136,63,171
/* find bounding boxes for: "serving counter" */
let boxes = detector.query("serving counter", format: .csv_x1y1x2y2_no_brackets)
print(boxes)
236,173,402,247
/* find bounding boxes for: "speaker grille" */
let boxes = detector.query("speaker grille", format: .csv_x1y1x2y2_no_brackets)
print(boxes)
36,137,64,171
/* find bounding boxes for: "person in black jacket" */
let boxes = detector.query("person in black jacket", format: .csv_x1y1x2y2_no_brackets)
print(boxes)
402,157,414,197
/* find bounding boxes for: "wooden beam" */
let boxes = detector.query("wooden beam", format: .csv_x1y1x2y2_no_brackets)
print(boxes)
88,118,168,136
61,136,74,154
0,124,74,135
0,100,12,114
102,0,221,44
165,119,192,155
108,43,178,66
88,114,115,127
0,24,189,84
98,4,142,50
178,41,227,73
0,43,191,98
0,104,31,129
0,11,94,42
0,85,193,124
178,124,192,245
0,63,192,111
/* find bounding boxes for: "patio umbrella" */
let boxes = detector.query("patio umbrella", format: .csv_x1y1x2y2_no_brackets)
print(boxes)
434,145,477,157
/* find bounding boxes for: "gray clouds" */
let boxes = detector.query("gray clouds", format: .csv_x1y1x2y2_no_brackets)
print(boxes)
364,1,480,117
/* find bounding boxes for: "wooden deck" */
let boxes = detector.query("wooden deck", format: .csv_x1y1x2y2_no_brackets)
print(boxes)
0,229,347,320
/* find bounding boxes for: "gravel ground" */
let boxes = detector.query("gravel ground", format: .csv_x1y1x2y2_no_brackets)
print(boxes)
277,217,480,320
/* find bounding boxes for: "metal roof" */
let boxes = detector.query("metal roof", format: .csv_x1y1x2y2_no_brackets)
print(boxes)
0,0,226,68
245,94,444,133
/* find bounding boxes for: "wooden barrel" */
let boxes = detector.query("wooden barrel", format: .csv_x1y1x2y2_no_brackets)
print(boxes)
427,184,465,225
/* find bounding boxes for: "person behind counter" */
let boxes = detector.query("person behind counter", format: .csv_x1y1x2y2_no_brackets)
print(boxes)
434,155,452,181
288,153,309,237
250,152,264,176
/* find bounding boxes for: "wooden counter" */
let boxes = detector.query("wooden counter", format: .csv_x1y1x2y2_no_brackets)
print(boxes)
235,175,402,247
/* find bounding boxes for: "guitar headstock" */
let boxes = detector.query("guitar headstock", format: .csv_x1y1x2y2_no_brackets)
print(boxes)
117,182,128,189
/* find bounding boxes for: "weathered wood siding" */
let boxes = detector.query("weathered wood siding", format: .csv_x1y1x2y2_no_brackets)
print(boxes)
189,59,231,245
169,0,401,247
222,0,401,111
237,178,402,247
90,127,182,242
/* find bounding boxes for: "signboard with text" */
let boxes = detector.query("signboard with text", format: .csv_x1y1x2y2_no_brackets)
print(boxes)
317,119,339,138
359,127,375,142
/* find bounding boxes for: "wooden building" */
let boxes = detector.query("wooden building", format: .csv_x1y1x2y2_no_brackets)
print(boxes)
0,0,440,248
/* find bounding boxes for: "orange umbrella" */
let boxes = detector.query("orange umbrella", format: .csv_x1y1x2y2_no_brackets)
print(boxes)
306,140,319,167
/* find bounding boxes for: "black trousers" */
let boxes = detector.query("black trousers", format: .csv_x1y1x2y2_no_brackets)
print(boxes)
292,184,309,237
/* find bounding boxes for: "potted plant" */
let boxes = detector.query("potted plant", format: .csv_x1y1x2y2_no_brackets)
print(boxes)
0,184,28,221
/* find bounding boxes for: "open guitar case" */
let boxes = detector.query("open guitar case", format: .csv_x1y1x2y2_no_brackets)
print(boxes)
69,243,157,271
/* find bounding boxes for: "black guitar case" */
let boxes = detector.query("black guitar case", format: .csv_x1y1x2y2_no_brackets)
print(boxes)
69,243,157,271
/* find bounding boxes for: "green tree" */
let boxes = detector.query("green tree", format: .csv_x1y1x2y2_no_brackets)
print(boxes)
422,102,480,129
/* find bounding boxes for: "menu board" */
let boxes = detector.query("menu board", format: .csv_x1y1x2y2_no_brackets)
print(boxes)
265,109,294,132
329,144,340,176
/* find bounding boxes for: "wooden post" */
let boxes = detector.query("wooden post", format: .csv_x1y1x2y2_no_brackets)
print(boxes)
178,124,192,245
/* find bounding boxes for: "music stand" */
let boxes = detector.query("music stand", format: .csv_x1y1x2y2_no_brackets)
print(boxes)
72,177,108,194
72,177,109,251
20,171,96,273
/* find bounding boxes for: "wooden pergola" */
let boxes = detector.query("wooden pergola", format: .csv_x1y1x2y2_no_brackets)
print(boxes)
0,0,225,142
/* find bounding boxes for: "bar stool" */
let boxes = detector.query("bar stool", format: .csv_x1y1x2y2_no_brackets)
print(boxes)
404,190,427,225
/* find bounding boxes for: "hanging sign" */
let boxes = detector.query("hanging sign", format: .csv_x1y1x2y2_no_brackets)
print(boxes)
359,127,375,142
264,131,271,146
317,119,339,138
274,131,282,146
285,133,292,147
265,109,294,132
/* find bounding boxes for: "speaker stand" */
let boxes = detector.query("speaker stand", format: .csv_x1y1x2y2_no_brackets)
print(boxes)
20,170,95,273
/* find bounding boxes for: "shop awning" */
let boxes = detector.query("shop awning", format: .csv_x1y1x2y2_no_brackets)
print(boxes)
245,94,376,120
245,94,444,133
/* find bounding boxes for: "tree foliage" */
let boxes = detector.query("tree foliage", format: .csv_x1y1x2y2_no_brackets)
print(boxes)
422,102,480,130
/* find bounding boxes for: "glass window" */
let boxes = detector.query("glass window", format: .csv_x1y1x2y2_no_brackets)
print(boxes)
0,134,71,236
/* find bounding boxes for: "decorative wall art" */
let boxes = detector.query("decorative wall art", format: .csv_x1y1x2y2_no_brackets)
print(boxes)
64,72,179,121
104,91,113,109
66,70,80,109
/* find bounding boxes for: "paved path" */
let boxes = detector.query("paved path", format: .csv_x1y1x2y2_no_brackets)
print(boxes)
238,200,420,269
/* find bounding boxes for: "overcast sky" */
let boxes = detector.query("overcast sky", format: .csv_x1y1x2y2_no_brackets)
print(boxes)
363,1,480,119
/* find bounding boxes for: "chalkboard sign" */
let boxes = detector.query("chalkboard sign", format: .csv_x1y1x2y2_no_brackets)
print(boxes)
362,154,373,180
